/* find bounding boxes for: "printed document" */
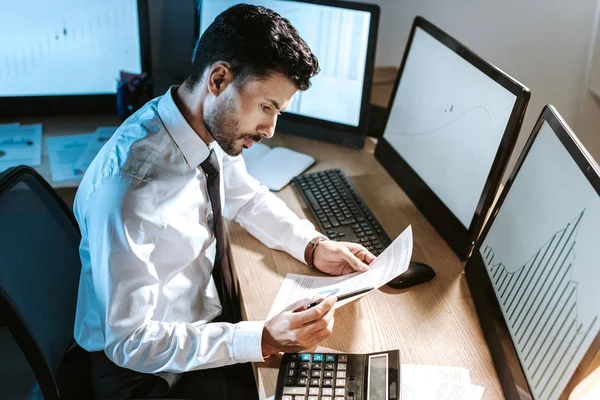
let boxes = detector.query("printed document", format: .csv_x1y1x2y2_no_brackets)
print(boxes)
402,364,484,400
266,225,413,320
46,133,96,181
0,123,43,172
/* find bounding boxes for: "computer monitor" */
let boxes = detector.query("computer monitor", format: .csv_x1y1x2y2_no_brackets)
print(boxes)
465,105,600,400
0,0,151,117
198,0,379,148
374,16,530,259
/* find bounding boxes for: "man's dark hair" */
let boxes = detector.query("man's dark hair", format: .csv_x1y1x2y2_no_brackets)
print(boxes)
188,3,319,90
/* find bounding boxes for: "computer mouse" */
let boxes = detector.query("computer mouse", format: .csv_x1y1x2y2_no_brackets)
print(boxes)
387,261,436,289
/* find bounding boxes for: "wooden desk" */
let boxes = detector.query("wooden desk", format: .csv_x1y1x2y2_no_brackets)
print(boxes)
227,133,504,399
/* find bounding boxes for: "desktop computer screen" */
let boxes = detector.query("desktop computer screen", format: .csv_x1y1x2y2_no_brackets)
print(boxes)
198,0,379,148
0,0,150,115
375,16,529,259
466,105,600,400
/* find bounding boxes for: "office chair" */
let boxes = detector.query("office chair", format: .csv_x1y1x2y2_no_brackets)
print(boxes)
0,166,182,400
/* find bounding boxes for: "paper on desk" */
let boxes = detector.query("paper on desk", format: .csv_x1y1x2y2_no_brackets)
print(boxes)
266,226,412,320
46,133,96,181
73,126,117,173
402,364,484,400
435,381,485,400
403,364,470,385
0,124,43,172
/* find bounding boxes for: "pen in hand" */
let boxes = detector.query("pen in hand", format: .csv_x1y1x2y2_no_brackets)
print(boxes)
306,287,375,309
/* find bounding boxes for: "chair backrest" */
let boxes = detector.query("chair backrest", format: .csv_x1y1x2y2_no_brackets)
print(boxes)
0,166,82,400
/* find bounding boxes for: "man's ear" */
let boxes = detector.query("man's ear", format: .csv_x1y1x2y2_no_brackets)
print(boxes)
206,63,233,96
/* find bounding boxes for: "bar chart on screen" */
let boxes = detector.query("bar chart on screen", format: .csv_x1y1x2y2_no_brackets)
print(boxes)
483,210,598,400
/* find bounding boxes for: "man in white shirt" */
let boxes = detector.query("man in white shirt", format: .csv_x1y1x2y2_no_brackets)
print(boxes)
74,4,375,399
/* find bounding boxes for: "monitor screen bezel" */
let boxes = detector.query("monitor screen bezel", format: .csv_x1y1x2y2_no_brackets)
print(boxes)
374,16,530,259
198,0,380,149
0,0,152,118
465,105,600,400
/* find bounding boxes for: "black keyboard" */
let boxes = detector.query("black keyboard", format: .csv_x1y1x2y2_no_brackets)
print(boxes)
293,169,391,256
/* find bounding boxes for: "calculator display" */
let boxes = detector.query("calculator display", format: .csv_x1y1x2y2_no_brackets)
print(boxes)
368,354,388,400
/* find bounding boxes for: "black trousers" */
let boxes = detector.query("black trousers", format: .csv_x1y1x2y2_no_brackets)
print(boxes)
90,352,260,400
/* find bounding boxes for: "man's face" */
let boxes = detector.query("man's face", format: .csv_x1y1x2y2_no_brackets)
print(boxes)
204,72,297,156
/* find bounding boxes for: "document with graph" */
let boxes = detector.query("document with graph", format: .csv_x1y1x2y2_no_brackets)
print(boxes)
480,121,600,400
0,123,43,172
266,226,412,320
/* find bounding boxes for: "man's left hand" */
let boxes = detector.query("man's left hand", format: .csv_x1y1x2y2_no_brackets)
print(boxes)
312,240,376,276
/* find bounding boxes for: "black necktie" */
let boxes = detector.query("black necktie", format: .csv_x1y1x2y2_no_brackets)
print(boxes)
200,149,240,322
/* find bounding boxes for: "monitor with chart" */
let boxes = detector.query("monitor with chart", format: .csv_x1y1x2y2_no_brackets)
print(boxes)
0,0,151,116
466,105,600,400
198,0,379,148
374,16,530,259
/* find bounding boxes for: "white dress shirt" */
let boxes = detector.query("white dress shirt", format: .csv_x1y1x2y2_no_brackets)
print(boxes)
73,86,321,373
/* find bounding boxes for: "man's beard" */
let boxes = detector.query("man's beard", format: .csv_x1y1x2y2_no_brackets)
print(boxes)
204,97,262,157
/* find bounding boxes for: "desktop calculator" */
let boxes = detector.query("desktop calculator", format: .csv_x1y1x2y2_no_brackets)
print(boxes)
275,350,400,400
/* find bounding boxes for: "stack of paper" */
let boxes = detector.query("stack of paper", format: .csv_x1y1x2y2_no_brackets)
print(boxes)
0,123,43,172
401,364,485,400
45,126,116,182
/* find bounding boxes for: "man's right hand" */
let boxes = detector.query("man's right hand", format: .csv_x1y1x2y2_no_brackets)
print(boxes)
261,295,336,357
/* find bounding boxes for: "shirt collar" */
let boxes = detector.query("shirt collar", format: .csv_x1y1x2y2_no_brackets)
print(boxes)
158,86,211,169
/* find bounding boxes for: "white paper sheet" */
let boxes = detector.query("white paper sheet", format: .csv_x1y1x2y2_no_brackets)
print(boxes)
401,364,484,400
0,123,43,172
45,133,96,181
74,126,117,173
266,226,413,320
403,364,471,385
435,381,485,400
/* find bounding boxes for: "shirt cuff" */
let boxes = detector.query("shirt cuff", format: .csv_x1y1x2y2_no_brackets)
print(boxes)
289,220,324,264
233,320,266,363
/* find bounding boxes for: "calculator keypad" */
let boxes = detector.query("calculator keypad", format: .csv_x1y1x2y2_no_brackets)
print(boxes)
281,353,350,400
